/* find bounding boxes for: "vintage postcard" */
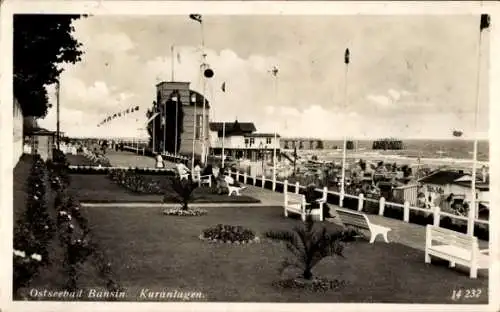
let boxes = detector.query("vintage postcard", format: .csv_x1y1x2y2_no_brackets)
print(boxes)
1,1,499,311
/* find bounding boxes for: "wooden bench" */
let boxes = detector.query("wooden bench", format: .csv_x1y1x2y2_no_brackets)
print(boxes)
336,209,391,243
192,172,212,187
284,191,323,222
425,225,489,279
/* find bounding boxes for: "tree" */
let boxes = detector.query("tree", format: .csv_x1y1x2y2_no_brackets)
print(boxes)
265,215,355,280
14,14,85,117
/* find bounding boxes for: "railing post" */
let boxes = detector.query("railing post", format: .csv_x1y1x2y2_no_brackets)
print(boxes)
253,172,257,186
378,197,386,216
323,186,328,202
433,205,441,227
403,201,410,222
295,182,300,194
272,175,276,191
284,180,288,195
262,175,265,189
243,172,248,184
358,193,364,212
236,171,240,182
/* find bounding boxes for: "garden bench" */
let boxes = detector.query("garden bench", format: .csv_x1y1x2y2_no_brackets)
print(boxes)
193,172,212,187
224,176,246,196
335,209,391,243
284,192,322,222
425,225,489,279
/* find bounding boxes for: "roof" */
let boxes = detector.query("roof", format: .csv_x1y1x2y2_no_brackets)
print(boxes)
418,170,465,185
209,121,256,135
454,181,490,191
25,127,56,136
245,133,281,138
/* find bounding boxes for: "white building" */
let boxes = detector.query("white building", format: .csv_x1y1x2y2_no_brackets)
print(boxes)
208,120,280,162
418,169,489,214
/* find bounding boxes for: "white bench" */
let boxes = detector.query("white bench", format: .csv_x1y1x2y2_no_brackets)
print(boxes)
425,225,489,279
193,172,212,187
336,209,391,243
224,176,246,196
284,191,323,222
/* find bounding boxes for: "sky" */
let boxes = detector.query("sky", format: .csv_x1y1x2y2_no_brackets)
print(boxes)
39,14,490,140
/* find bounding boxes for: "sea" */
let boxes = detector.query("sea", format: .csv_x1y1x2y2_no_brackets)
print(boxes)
281,139,489,162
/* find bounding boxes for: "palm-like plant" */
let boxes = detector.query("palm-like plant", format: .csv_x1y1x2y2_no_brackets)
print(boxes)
165,177,198,210
265,216,355,280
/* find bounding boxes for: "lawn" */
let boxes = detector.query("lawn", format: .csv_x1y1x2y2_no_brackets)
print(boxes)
66,205,488,303
66,154,96,166
68,174,261,204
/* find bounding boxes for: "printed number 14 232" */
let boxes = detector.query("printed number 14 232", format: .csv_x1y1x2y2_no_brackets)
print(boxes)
451,288,482,301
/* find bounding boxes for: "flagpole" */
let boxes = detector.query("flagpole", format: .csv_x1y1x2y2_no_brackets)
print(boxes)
222,121,225,168
175,92,178,155
468,15,487,236
171,45,175,81
153,105,156,154
272,68,278,183
163,100,166,154
340,48,350,208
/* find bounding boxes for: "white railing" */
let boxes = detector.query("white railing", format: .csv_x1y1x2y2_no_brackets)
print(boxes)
228,170,489,234
123,145,146,155
161,151,190,163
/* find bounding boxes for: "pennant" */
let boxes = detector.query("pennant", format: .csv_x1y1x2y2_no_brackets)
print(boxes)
126,108,130,114
135,106,140,111
113,114,117,118
480,14,490,32
118,112,122,117
221,82,226,92
344,48,350,65
189,14,202,24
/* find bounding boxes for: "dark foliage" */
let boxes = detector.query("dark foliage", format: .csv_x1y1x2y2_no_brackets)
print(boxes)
265,215,355,280
13,156,55,295
14,14,85,117
164,178,198,210
202,224,256,243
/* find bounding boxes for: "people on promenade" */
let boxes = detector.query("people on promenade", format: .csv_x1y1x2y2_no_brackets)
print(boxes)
176,159,191,180
304,183,334,220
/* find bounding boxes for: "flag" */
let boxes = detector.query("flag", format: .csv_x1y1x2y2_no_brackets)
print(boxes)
189,14,202,23
453,130,463,137
113,114,117,118
126,108,130,114
221,82,226,92
480,14,490,32
118,112,121,117
344,48,350,64
135,106,140,111
177,52,181,63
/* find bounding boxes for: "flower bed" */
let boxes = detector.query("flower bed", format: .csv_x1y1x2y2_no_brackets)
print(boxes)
163,207,208,216
200,224,259,244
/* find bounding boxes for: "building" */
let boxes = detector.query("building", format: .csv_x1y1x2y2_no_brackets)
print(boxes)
417,169,489,212
13,98,24,165
24,127,56,161
154,81,210,158
208,120,280,162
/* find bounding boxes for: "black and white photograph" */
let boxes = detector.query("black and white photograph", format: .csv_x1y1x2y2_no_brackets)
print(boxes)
2,1,499,311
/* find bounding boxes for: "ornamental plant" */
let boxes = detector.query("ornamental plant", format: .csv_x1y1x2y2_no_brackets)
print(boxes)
202,224,256,243
165,177,198,211
265,215,356,281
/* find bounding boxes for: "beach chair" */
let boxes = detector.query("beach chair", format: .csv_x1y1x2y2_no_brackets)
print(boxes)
224,175,246,196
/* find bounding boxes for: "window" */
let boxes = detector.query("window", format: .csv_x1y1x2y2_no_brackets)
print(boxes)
250,138,255,145
195,114,203,139
266,137,272,144
244,138,249,145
